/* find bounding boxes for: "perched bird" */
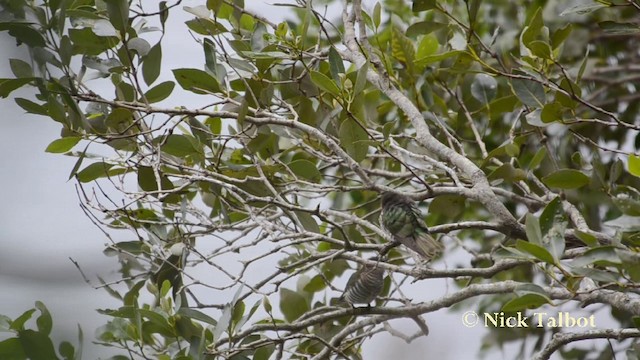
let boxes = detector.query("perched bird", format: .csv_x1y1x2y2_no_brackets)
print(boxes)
340,258,385,306
380,191,443,260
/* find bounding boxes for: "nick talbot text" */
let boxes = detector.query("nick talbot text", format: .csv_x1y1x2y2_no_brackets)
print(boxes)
484,312,596,329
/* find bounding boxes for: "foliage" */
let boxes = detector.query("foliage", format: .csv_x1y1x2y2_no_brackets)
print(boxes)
2,0,640,359
0,302,82,360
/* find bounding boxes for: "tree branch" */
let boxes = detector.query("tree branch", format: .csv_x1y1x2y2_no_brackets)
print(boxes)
532,328,640,360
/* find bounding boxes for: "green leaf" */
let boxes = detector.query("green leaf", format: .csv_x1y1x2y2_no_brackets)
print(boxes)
247,131,277,157
143,81,175,103
610,159,624,184
598,21,640,35
528,147,547,170
556,78,581,109
241,51,290,60
105,108,133,132
254,343,275,360
15,98,48,116
0,338,26,359
571,266,619,283
560,2,608,16
35,302,52,336
328,47,345,83
514,283,547,297
294,211,320,234
288,159,322,182
416,34,439,59
515,240,555,264
82,55,122,77
302,275,326,293
406,21,446,37
11,309,36,331
428,195,465,218
143,44,162,85
487,163,526,183
213,304,232,341
206,117,222,135
544,221,567,262
505,143,520,157
573,230,599,247
262,296,272,314
521,7,543,47
525,213,542,246
232,301,245,326
60,339,74,358
68,28,118,56
279,288,308,322
104,0,129,34
155,134,201,157
613,192,640,216
104,241,147,256
172,68,221,94
339,120,368,162
184,4,210,18
391,27,415,72
412,0,436,12
528,40,552,59
204,38,217,76
236,299,261,330
542,169,589,189
541,102,562,123
629,154,640,177
45,137,81,153
68,147,87,181
502,293,550,312
354,62,368,96
539,197,564,235
251,22,268,51
187,116,213,145
415,50,463,66
128,38,150,57
77,162,114,183
470,74,497,104
571,246,622,267
177,308,218,326
0,78,32,98
571,151,585,167
551,24,573,49
309,71,340,96
373,2,381,28
18,330,59,360
10,59,33,78
0,23,46,47
511,78,545,108
489,95,518,114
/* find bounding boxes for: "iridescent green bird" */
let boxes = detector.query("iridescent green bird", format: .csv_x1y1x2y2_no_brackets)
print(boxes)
380,192,443,260
340,258,385,306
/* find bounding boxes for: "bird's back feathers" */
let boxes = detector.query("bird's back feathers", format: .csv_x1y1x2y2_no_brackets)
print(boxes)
381,192,443,260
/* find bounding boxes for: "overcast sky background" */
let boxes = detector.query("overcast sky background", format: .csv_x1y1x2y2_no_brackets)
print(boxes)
0,1,585,359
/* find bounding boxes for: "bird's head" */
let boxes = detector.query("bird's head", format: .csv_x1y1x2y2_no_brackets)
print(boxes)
380,191,407,207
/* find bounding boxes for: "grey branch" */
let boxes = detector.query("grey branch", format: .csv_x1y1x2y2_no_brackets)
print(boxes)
532,328,640,360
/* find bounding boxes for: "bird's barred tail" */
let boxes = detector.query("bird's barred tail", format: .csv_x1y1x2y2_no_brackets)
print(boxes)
341,266,384,305
413,231,443,260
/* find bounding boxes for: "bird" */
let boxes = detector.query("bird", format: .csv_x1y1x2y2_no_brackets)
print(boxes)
380,191,443,260
340,257,385,306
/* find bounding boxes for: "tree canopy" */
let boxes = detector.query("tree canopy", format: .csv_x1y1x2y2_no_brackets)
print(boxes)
2,0,640,359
